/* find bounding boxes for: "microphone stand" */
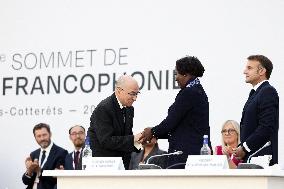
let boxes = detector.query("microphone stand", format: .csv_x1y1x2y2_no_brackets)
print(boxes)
237,141,271,169
138,151,183,170
247,141,271,163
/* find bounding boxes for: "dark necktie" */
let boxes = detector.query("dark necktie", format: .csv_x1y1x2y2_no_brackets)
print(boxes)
249,89,255,98
40,150,46,166
74,151,80,170
121,107,126,123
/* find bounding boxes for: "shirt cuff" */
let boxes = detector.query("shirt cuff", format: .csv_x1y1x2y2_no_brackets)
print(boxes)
243,142,251,152
134,141,142,150
25,172,32,178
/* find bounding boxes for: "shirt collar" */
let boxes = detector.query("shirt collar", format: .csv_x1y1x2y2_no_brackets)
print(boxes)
253,80,268,91
41,141,53,154
74,148,83,153
115,94,124,109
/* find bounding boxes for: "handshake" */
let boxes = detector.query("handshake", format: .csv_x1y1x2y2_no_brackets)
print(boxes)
134,127,154,146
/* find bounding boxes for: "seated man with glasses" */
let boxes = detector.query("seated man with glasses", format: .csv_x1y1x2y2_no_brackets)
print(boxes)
64,125,86,170
214,120,242,168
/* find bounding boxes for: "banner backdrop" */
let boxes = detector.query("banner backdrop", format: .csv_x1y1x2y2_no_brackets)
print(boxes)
1,0,283,188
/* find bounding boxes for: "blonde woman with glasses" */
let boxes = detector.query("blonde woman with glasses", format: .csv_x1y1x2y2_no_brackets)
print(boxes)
215,120,242,168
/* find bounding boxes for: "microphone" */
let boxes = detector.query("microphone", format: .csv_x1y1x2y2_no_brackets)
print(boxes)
237,141,271,169
146,151,183,164
247,141,271,163
138,151,183,169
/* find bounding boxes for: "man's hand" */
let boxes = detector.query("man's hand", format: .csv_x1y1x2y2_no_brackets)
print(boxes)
134,132,142,143
25,157,40,176
139,127,153,145
25,157,33,170
55,165,64,170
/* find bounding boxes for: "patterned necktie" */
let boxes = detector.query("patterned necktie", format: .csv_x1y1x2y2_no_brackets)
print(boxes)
40,150,46,166
74,151,80,170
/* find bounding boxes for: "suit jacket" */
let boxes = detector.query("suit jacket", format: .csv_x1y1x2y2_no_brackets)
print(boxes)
240,81,279,165
64,150,83,170
22,143,68,189
88,93,139,170
152,80,211,168
129,144,167,169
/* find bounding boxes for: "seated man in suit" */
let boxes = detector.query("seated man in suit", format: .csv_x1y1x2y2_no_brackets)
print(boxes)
64,125,86,170
129,138,167,169
22,123,68,189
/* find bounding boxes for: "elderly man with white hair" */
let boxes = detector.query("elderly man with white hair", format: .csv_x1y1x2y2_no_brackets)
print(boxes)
87,75,142,169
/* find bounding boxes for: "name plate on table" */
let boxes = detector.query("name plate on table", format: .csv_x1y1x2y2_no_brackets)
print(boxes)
185,155,228,170
85,157,125,170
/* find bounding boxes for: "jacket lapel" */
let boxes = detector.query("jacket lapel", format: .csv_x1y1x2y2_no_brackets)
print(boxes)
124,108,133,134
42,144,56,170
112,94,125,134
241,81,269,121
33,149,41,160
78,148,83,170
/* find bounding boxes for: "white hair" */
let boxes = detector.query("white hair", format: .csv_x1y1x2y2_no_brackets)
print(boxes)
115,74,137,89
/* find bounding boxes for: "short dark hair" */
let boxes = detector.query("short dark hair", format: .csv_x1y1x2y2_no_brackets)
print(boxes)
69,125,85,134
247,55,273,79
176,56,205,77
33,123,51,135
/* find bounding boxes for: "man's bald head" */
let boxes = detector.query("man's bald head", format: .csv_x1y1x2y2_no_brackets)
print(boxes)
115,75,140,107
115,75,138,89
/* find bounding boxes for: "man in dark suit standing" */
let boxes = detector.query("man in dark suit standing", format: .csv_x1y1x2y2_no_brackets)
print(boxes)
87,75,142,169
22,123,68,189
235,55,279,165
64,125,86,170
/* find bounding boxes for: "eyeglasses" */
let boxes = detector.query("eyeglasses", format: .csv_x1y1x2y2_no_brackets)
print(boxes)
127,91,140,97
70,131,85,136
118,87,140,97
221,129,236,135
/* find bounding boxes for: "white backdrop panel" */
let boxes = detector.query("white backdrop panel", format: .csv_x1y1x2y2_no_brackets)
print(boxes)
0,0,284,188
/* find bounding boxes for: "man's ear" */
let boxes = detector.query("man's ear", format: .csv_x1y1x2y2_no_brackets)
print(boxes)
259,67,267,77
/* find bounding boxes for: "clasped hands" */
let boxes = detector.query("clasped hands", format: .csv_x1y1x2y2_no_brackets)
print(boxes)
25,156,65,175
25,157,40,176
221,145,246,161
134,127,154,145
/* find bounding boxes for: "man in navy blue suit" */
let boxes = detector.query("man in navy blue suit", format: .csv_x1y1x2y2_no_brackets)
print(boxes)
64,125,86,170
235,55,279,165
22,123,68,189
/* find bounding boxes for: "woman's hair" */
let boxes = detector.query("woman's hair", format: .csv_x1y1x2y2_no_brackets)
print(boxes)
176,56,205,77
221,120,240,149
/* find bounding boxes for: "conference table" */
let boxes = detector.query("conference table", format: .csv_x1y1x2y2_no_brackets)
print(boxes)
43,169,284,189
